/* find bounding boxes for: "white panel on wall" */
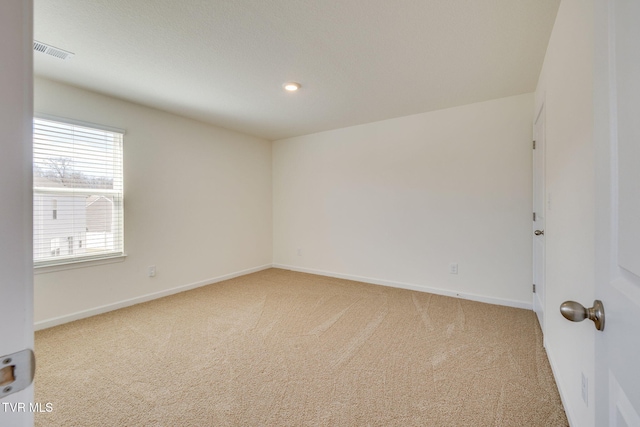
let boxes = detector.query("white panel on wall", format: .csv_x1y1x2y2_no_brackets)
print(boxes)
33,77,273,325
273,93,534,307
534,0,596,425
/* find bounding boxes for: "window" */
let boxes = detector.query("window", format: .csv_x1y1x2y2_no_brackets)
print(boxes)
33,116,124,267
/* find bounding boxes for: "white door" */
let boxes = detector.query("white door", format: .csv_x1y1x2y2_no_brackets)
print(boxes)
0,0,34,426
533,104,546,332
593,0,640,425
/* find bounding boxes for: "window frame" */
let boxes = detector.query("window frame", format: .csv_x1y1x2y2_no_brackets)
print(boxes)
33,113,126,271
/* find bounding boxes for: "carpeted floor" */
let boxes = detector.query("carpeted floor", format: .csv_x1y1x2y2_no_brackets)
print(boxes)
34,268,568,426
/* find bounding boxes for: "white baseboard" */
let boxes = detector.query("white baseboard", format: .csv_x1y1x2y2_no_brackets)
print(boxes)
36,263,532,330
545,345,576,427
272,263,533,310
34,264,272,331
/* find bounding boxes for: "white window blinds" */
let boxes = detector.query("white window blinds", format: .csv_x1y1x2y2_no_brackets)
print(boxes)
33,117,124,267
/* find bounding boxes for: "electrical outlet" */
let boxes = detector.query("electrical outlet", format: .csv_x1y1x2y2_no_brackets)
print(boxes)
581,372,588,406
148,265,156,277
449,263,458,274
297,248,302,256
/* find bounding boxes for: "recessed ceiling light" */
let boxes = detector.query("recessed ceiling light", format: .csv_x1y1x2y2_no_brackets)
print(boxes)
283,82,301,92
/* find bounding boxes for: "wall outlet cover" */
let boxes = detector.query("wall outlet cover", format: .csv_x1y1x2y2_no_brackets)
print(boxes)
449,263,458,274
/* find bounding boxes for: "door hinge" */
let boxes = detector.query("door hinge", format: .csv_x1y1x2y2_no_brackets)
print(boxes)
533,284,536,293
533,212,536,221
533,140,536,149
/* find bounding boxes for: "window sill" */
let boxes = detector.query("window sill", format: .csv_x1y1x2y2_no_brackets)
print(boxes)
34,254,127,275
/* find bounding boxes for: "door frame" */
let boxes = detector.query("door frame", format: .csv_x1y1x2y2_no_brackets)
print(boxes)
532,101,546,335
0,0,34,425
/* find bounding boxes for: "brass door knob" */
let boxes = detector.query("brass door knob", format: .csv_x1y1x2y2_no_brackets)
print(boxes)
560,300,605,331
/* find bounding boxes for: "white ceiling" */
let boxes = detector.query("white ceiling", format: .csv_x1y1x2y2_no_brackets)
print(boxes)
34,0,560,141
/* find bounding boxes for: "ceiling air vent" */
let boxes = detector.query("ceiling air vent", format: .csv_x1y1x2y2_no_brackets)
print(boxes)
33,40,75,60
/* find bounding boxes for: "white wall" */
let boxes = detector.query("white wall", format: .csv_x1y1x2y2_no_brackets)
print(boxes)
535,0,595,426
273,93,534,307
34,78,273,327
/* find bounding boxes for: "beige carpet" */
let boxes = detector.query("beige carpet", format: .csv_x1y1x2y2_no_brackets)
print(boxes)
35,268,567,426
